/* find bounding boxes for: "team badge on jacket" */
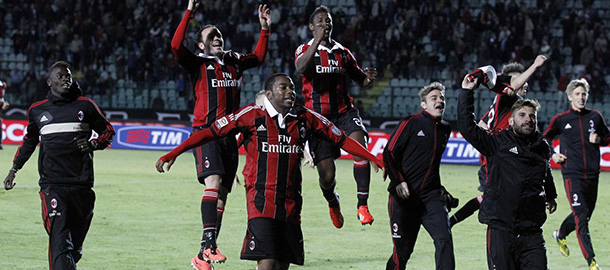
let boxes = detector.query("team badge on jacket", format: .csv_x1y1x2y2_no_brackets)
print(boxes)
78,111,84,121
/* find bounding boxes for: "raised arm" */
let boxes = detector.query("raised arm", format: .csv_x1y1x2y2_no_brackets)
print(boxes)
508,55,547,95
171,0,198,65
294,21,328,74
458,75,497,156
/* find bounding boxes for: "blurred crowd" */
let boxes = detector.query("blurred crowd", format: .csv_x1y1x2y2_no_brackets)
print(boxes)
1,0,609,107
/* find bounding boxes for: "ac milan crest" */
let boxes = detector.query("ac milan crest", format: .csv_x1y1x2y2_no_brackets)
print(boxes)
78,111,84,121
249,240,256,250
392,223,398,233
51,198,58,209
204,160,210,168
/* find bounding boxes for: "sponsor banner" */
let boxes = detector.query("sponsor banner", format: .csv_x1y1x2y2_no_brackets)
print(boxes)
2,119,28,144
112,124,191,150
3,120,610,171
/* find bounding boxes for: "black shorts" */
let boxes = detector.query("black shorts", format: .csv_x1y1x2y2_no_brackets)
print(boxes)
240,218,304,265
309,107,368,164
192,127,238,192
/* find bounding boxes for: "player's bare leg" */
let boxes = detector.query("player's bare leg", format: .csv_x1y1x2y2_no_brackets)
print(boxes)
257,259,290,270
317,158,343,228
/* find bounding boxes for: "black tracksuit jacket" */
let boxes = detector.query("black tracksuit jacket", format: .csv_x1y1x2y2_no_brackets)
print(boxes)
543,107,610,179
383,110,451,198
12,90,115,188
458,88,557,234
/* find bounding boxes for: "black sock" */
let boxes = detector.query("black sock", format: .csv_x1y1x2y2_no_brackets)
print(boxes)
200,188,219,250
450,196,481,227
354,159,371,207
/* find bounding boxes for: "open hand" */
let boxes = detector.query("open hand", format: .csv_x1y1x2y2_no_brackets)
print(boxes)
258,4,271,30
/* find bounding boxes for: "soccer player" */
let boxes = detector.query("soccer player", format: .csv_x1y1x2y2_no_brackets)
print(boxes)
3,61,115,270
384,82,455,269
450,55,547,227
0,80,9,150
294,5,378,227
155,73,384,270
543,79,609,270
170,0,271,268
459,74,557,269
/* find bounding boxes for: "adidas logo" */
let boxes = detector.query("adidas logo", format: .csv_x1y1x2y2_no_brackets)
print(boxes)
40,115,49,122
207,65,214,70
565,123,572,129
257,125,267,132
509,146,519,155
417,130,425,137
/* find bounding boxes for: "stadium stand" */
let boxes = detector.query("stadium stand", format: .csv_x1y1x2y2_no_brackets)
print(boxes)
0,0,608,124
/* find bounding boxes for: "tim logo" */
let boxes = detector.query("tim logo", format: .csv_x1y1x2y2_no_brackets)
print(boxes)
116,126,190,150
441,137,480,164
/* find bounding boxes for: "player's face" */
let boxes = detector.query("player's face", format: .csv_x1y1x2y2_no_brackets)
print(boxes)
199,27,224,57
568,86,588,111
311,12,333,38
509,106,537,137
421,89,445,118
47,67,72,97
267,76,296,113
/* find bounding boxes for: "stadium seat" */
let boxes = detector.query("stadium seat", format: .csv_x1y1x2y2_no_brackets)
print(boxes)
390,78,399,87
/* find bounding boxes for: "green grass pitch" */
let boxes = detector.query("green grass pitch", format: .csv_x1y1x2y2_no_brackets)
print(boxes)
1,145,608,269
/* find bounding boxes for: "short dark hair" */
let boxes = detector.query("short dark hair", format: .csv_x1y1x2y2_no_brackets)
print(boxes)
264,73,290,92
501,62,524,75
48,61,70,77
511,98,540,114
196,24,217,43
418,82,445,102
309,5,331,24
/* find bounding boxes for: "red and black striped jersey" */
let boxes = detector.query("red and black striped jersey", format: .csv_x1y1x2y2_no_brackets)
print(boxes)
162,102,347,223
295,39,366,116
171,9,269,127
480,74,520,133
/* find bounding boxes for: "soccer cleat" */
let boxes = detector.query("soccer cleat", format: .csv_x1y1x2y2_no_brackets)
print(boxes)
589,259,600,270
191,255,214,270
202,247,227,263
357,205,374,225
552,230,569,257
329,205,344,229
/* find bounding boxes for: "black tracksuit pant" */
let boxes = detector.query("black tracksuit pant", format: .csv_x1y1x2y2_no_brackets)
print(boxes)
386,192,454,270
557,176,598,263
39,185,95,270
486,226,548,269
